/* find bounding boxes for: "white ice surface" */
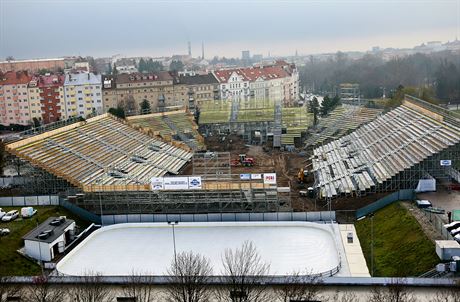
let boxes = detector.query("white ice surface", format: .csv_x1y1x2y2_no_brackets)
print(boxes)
57,221,340,276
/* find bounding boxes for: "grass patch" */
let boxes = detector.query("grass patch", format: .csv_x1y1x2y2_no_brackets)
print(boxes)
0,206,90,276
355,202,439,277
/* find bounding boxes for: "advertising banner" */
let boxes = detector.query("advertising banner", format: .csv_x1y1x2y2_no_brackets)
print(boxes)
251,174,262,180
240,174,251,180
163,177,190,190
150,177,164,190
263,173,277,184
440,160,452,166
188,176,202,190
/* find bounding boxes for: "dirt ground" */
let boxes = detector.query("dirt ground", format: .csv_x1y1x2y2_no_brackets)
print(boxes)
181,135,399,213
186,135,313,209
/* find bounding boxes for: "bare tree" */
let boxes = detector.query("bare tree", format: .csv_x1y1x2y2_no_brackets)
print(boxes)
69,272,113,302
368,278,417,302
431,280,460,302
337,291,358,302
24,276,67,302
122,271,157,302
217,240,271,302
275,271,325,302
0,276,22,302
165,251,213,302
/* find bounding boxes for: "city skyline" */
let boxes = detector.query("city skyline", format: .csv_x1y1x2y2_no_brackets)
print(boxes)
0,0,459,59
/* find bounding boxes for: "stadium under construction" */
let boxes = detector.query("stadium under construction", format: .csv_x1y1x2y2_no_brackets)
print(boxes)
5,112,287,215
312,96,460,199
3,95,459,215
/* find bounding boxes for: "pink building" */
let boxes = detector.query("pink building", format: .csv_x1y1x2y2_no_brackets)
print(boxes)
0,71,32,126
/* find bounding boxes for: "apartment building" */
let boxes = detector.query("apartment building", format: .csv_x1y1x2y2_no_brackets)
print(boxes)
37,75,66,124
64,73,102,118
102,72,187,114
0,71,32,126
177,73,219,106
212,61,299,105
213,69,250,101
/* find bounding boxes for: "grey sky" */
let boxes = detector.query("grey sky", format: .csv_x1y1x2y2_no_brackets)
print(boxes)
0,0,459,59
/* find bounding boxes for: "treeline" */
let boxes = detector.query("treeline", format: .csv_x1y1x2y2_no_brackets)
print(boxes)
299,51,460,102
138,58,164,73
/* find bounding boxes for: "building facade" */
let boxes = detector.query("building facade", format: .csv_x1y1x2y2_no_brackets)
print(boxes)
0,58,65,73
102,72,187,114
37,75,66,124
212,61,299,105
213,69,250,101
0,71,32,126
177,73,219,106
64,73,102,118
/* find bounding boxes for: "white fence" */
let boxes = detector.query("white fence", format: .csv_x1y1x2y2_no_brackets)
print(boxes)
101,211,336,225
0,195,59,207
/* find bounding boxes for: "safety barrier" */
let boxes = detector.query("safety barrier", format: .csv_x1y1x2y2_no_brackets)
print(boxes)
0,195,59,207
356,189,415,218
101,211,336,225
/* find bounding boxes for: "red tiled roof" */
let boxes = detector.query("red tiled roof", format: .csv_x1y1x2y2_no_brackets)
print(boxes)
37,74,65,87
214,66,290,83
0,71,31,85
241,66,289,81
213,69,250,83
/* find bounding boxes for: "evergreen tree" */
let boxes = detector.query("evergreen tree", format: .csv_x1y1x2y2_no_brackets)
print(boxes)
169,60,184,72
310,97,319,126
107,63,112,74
140,99,151,114
138,58,146,73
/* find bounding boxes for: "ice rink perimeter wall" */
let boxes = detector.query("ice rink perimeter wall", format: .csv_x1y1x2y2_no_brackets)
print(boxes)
101,211,336,225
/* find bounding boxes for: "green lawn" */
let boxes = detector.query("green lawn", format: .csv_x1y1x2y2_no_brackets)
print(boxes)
355,202,439,277
0,206,90,276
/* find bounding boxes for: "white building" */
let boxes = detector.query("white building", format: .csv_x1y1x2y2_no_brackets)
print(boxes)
213,69,250,101
64,73,102,118
212,61,299,105
23,217,75,262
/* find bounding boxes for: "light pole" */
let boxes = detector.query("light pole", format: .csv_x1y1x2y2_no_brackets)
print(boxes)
369,212,375,277
168,221,179,266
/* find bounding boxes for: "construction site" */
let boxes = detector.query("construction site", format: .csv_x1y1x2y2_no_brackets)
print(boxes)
1,95,459,217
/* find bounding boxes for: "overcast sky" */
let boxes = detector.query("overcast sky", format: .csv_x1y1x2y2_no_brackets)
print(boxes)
0,0,459,59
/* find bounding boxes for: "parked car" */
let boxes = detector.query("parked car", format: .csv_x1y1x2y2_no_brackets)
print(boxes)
444,221,460,231
0,208,5,219
1,210,19,222
0,228,10,236
454,233,460,242
21,207,37,218
450,227,460,236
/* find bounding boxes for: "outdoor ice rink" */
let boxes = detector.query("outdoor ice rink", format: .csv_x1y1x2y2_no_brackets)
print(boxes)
57,221,341,276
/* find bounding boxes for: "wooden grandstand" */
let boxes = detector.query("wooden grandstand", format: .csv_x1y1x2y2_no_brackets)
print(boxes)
6,114,193,192
127,110,205,151
312,96,460,199
305,105,382,148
